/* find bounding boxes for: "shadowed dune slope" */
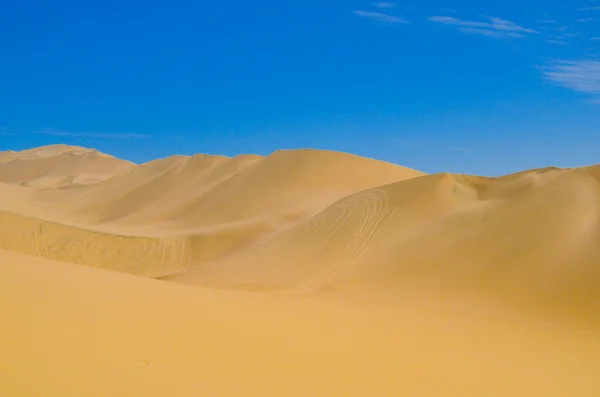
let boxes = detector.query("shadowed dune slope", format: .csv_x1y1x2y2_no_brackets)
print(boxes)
0,210,189,278
168,167,600,325
0,146,424,276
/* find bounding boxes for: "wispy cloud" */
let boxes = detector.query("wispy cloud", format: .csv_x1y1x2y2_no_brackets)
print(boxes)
353,10,407,23
460,28,523,38
371,2,395,8
576,18,595,22
579,6,600,11
543,60,600,101
546,39,569,45
429,16,538,38
34,129,149,139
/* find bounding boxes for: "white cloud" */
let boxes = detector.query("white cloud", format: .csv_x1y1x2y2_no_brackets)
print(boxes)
580,6,600,11
429,16,538,38
353,10,407,23
460,28,523,38
544,60,600,100
371,2,395,8
546,39,569,45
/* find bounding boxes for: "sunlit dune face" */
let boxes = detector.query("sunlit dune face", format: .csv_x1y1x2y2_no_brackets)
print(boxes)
1,145,600,396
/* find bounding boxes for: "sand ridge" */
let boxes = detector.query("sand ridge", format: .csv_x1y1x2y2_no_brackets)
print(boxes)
0,145,136,187
2,144,600,396
166,168,600,324
0,146,426,271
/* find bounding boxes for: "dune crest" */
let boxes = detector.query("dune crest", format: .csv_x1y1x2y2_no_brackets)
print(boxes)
0,144,135,187
166,168,600,322
2,145,600,321
0,146,426,274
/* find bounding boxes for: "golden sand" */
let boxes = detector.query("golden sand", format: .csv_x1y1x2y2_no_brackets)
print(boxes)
1,144,599,396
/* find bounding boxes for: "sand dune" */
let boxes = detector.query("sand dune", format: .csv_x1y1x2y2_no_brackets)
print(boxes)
0,144,100,162
2,144,600,396
0,210,188,277
168,167,600,324
0,144,135,187
3,248,600,396
0,147,424,273
42,149,424,228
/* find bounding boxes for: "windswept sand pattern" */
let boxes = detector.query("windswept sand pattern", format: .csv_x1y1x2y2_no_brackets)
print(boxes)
0,210,189,277
167,166,600,320
0,145,424,275
287,189,392,292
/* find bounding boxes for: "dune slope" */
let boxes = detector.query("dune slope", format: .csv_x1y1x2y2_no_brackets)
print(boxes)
2,144,600,395
0,144,135,187
168,167,600,325
2,249,600,397
0,147,425,274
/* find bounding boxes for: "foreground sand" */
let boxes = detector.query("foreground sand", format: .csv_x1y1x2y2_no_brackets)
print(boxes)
3,249,600,396
2,145,600,395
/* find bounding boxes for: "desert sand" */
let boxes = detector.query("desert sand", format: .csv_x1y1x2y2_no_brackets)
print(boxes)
1,144,600,396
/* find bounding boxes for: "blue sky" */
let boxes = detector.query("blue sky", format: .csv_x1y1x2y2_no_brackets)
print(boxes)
1,0,599,175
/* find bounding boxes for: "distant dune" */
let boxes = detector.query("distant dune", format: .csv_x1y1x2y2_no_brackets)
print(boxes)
2,144,600,396
0,146,424,276
0,144,135,188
